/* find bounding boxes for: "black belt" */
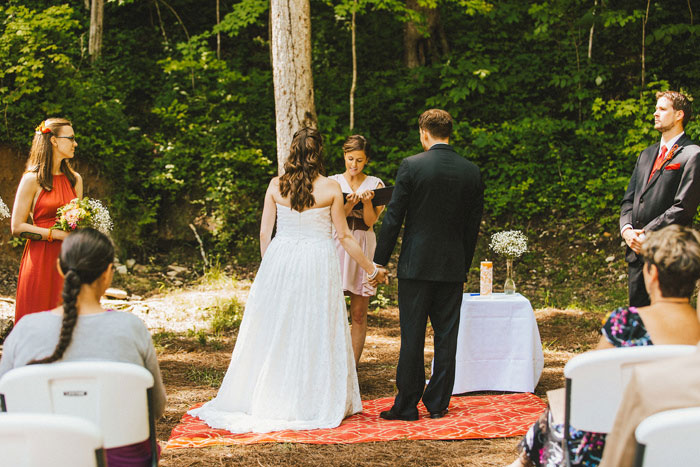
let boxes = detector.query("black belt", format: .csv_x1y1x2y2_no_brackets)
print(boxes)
346,216,369,231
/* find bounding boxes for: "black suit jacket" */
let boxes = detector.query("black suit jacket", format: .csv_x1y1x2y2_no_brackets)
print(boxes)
620,133,700,262
374,143,484,282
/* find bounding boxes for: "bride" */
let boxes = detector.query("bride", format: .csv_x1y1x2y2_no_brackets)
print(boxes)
189,127,387,433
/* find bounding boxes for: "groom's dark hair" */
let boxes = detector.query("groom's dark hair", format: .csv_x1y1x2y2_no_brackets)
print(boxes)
418,109,452,139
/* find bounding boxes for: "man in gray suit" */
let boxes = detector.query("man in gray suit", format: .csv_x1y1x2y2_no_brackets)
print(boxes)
372,109,484,421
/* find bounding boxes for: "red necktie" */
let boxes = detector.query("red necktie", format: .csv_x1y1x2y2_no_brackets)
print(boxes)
648,145,668,183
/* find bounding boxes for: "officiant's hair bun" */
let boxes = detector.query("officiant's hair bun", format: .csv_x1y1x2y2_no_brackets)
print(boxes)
641,225,700,298
343,135,370,158
419,109,452,139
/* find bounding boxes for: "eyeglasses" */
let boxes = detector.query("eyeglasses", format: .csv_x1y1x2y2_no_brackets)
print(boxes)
55,135,76,141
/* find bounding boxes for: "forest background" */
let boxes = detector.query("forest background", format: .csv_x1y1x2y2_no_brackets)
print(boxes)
1,0,699,308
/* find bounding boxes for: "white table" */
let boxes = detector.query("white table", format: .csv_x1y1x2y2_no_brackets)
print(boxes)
446,293,544,394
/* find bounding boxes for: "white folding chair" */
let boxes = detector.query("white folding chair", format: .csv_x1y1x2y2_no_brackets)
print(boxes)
0,361,158,467
0,412,105,467
634,407,700,467
563,345,696,461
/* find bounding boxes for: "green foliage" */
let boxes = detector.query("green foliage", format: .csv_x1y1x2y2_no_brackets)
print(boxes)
210,297,244,334
1,0,700,263
0,4,80,139
186,366,226,387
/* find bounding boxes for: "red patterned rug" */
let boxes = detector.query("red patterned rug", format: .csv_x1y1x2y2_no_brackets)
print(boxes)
165,393,545,448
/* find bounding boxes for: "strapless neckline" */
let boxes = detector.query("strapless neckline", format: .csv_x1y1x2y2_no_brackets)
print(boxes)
276,203,330,213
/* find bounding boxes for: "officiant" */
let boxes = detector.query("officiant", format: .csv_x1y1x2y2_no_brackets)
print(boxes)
330,135,385,367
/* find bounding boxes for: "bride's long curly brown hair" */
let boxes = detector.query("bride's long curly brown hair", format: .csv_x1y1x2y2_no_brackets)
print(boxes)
279,127,325,212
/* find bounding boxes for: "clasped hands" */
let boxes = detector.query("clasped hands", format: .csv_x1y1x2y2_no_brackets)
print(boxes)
368,265,390,287
622,228,645,254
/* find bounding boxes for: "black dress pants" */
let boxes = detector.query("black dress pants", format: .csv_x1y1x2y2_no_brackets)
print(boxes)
628,259,650,307
391,278,463,417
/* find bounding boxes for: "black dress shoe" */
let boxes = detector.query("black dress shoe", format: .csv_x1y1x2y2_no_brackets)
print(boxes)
429,409,448,419
379,409,419,421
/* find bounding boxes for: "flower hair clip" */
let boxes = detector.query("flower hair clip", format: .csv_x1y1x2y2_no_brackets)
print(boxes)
35,121,51,135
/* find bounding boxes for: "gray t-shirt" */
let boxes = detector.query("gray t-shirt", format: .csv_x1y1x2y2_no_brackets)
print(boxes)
0,310,166,418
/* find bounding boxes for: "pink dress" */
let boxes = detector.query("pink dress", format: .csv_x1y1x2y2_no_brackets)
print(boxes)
330,174,383,297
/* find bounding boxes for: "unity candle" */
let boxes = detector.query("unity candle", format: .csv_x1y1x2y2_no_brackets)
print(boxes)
480,261,493,295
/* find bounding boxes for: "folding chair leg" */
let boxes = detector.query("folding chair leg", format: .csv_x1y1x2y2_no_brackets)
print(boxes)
147,387,158,467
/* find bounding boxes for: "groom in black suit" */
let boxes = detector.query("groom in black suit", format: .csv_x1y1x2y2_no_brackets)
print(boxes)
620,91,700,307
372,109,484,420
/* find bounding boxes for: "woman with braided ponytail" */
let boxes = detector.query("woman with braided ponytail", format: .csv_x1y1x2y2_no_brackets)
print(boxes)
0,228,166,467
188,128,387,434
11,118,83,323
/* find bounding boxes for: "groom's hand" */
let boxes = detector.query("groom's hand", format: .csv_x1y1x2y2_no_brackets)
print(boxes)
369,267,389,286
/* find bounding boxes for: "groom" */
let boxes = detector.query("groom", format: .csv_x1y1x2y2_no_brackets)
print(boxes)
372,109,484,420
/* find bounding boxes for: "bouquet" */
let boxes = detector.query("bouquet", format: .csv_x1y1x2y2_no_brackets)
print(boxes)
490,230,528,259
52,197,113,234
0,196,9,220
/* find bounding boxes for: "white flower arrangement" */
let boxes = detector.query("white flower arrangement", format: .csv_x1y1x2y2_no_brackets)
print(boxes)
52,197,113,235
490,230,528,259
87,198,113,234
0,196,10,220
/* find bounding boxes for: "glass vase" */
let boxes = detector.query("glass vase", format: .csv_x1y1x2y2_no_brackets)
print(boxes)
504,258,516,294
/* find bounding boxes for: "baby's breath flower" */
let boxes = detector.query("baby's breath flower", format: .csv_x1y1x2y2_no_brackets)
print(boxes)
490,230,528,259
0,197,9,220
52,197,113,234
86,198,113,234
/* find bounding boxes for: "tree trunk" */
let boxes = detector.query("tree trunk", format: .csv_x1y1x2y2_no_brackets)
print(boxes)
403,0,447,69
641,0,650,99
88,0,104,62
349,3,357,130
216,0,221,59
588,0,597,60
270,0,318,174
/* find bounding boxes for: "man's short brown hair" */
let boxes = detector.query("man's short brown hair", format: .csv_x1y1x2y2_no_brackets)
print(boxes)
418,109,453,139
656,91,693,128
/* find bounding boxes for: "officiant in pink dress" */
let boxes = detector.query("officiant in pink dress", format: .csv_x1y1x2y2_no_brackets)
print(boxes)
330,135,384,367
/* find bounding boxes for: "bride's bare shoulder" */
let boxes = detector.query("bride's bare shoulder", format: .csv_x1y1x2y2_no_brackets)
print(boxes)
267,176,281,192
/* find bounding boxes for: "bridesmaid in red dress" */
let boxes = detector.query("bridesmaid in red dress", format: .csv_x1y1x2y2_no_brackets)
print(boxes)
11,118,83,323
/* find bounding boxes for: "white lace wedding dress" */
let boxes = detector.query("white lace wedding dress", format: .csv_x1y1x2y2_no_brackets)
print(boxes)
188,204,362,433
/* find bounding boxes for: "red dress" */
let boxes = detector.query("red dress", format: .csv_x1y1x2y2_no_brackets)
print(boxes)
14,174,76,322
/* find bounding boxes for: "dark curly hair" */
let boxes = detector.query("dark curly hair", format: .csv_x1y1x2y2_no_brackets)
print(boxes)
29,228,114,364
279,127,324,212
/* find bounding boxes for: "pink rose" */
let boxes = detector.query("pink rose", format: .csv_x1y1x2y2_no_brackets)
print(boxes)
64,208,82,225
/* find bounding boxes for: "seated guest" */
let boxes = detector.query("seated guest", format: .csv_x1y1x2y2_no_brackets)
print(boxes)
0,228,166,467
598,342,700,467
508,224,700,467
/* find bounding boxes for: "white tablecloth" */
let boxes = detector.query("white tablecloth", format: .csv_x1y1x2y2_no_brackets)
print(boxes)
448,293,544,394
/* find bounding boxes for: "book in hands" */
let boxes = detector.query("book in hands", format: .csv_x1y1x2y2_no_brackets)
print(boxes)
343,186,394,211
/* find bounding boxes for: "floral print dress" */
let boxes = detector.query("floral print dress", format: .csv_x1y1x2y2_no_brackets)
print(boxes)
518,306,651,467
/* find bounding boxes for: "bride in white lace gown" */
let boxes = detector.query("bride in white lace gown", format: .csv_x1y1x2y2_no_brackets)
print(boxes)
189,128,386,433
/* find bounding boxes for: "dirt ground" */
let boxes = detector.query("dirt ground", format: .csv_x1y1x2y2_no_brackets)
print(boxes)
0,227,609,466
155,305,602,467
